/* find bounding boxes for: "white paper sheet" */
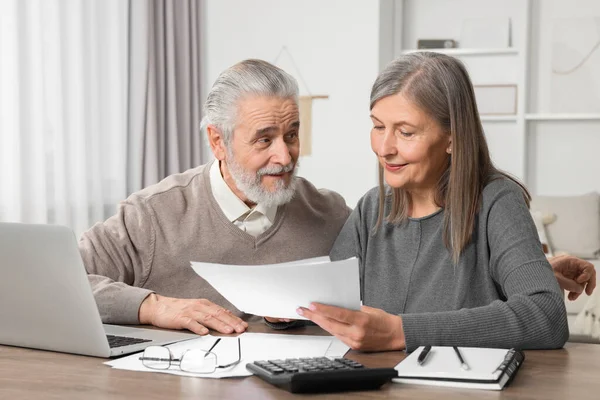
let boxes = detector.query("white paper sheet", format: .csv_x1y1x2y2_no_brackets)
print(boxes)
105,333,350,379
190,257,360,319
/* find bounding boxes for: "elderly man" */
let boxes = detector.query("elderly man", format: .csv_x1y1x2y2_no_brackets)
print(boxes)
81,59,595,336
81,59,351,335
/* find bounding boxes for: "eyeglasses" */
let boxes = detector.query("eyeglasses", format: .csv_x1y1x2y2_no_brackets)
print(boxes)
139,337,241,374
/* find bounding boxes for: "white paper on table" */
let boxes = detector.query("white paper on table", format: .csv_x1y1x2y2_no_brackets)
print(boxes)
190,257,360,320
105,333,350,379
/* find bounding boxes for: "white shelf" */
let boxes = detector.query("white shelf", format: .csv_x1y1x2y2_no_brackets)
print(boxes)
402,48,519,56
525,113,600,121
480,115,518,122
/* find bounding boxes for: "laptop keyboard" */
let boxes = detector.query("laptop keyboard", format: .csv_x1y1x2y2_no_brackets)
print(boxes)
106,334,152,348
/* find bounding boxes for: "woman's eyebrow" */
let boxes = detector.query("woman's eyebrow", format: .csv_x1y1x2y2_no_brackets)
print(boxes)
370,114,418,128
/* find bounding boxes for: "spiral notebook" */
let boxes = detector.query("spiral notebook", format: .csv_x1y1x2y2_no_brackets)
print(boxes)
393,346,524,390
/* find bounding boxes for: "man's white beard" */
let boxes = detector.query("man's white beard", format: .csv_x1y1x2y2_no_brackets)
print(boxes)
225,150,298,207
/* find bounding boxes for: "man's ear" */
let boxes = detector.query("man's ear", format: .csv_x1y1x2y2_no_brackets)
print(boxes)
206,124,227,161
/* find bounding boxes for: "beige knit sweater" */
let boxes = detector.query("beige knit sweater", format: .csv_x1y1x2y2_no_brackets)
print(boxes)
79,162,351,324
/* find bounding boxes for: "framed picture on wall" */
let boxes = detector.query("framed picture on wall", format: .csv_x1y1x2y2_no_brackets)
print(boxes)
473,84,518,115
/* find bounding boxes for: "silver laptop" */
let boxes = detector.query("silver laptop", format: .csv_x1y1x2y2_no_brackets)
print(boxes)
0,222,197,358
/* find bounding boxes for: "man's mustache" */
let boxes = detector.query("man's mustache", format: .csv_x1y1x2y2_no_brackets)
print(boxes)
257,163,296,177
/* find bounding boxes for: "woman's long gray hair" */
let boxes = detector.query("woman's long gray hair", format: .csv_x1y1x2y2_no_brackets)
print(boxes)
371,52,529,263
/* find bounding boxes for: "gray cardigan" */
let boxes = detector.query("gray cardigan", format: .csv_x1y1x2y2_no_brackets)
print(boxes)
330,178,569,352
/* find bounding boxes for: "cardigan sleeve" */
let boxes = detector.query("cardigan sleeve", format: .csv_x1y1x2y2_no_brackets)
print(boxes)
329,196,370,300
401,181,569,352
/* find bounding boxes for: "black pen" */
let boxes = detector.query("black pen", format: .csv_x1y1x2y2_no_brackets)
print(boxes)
204,338,221,358
417,345,432,366
453,346,470,370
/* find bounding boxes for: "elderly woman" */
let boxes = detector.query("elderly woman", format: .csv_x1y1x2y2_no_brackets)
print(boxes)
298,52,574,352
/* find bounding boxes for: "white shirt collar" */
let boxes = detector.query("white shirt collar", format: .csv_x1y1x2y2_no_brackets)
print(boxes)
209,160,278,223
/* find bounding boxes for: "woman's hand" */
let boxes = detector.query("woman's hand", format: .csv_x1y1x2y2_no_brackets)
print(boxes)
297,303,405,351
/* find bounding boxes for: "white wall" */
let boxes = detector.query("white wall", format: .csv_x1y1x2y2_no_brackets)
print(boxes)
527,0,600,195
401,0,526,50
203,0,381,207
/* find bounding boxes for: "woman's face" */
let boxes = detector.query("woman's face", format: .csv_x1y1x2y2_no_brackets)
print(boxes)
370,93,451,193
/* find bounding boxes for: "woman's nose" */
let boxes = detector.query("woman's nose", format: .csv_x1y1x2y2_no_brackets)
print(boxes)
378,130,397,157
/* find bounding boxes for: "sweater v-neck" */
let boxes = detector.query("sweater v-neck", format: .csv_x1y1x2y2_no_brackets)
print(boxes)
202,161,288,247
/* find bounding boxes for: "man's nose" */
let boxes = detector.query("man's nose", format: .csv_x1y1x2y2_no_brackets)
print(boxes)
270,137,292,166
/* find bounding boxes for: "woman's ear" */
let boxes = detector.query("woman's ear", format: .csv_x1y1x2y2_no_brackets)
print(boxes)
446,137,452,154
206,125,227,161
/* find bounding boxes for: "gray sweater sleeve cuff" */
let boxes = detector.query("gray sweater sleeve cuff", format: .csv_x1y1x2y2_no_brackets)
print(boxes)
263,318,309,330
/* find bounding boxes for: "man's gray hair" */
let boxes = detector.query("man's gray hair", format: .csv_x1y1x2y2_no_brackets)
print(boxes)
201,59,299,144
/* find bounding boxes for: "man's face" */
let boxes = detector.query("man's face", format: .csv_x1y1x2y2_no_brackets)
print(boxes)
222,95,300,206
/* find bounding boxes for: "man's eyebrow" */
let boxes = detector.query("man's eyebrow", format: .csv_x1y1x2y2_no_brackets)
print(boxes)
255,121,300,136
254,126,278,136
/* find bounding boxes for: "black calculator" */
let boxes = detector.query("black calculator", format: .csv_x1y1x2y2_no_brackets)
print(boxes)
246,356,397,393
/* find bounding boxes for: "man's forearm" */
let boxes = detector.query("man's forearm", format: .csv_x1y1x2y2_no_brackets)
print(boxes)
89,275,154,324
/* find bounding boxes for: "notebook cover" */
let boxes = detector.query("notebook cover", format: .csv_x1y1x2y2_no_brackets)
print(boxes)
393,346,524,390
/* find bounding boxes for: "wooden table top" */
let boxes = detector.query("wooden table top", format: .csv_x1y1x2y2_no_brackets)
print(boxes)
1,323,599,399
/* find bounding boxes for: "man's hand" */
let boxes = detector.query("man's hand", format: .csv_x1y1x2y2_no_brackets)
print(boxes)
297,303,405,352
550,255,597,301
138,294,248,335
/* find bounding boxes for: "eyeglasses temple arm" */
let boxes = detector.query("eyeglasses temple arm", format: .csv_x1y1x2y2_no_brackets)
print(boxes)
216,337,242,369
